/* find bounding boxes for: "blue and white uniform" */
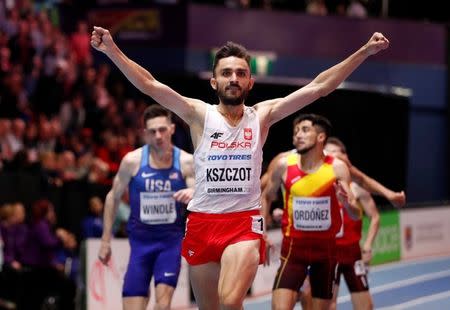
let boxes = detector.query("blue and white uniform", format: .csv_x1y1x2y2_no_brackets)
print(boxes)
123,145,187,297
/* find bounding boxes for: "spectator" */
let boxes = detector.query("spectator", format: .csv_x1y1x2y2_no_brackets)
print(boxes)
347,0,367,18
6,118,26,156
81,196,104,239
0,119,13,162
306,0,328,15
57,150,81,182
112,191,131,238
69,20,91,66
8,19,36,74
59,92,86,134
87,157,110,185
21,199,75,309
0,202,27,308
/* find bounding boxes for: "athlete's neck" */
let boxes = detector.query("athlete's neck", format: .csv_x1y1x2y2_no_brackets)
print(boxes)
217,104,244,126
149,146,173,169
299,149,325,173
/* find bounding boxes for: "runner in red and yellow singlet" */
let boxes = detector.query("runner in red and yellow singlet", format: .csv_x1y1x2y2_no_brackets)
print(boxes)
263,114,361,310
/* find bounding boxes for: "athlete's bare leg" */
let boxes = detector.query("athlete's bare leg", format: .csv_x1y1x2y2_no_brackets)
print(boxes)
219,239,260,310
350,291,373,310
123,296,148,310
272,288,298,310
189,262,220,310
121,284,175,310
329,284,339,310
311,298,332,310
299,276,313,310
154,283,175,310
331,281,373,309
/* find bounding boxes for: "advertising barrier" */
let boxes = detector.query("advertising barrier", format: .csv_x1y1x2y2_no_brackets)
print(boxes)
361,210,401,265
85,239,191,310
251,229,283,296
400,206,450,259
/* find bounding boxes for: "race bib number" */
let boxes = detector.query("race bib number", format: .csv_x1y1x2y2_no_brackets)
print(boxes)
140,192,177,225
251,215,264,235
354,260,367,276
292,197,331,231
204,160,253,195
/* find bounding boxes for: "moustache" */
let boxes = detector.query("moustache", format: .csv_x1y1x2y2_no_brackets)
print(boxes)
226,85,241,91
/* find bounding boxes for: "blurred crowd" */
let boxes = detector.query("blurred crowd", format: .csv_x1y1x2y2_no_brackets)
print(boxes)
195,0,369,18
0,1,161,308
0,195,130,309
0,2,150,183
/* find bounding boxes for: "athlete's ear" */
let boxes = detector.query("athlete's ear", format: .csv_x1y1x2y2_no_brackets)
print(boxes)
210,77,217,90
318,132,327,143
249,76,255,90
170,123,175,134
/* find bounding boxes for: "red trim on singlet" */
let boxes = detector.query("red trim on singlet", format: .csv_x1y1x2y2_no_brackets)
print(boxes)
281,154,342,240
336,205,362,245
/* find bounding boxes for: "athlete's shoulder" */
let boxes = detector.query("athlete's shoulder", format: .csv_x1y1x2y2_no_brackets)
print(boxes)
124,147,142,160
178,148,194,162
331,156,351,179
253,98,283,110
121,147,142,168
252,98,283,126
267,151,291,178
276,149,295,160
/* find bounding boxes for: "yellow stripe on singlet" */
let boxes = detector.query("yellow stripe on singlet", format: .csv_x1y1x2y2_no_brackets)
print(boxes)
284,153,336,236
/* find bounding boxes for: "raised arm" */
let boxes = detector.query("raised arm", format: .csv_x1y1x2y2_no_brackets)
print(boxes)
349,165,406,208
98,152,135,265
90,26,205,125
256,32,389,126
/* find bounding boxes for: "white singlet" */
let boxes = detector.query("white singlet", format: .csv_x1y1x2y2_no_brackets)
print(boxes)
187,104,263,213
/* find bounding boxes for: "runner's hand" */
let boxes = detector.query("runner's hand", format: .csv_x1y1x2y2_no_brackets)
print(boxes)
263,234,273,267
388,190,406,208
362,248,372,264
272,208,284,223
91,26,115,54
365,32,390,56
173,188,194,204
98,241,112,265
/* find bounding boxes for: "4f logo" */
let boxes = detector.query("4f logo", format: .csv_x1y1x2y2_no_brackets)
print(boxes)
210,132,223,139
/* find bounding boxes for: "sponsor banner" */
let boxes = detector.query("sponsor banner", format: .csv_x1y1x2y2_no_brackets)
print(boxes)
86,239,190,310
361,210,400,265
400,206,450,259
251,229,283,295
88,4,186,46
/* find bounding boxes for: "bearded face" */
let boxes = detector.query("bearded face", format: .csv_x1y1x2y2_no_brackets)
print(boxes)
293,120,321,155
216,82,250,106
212,56,253,106
296,141,317,155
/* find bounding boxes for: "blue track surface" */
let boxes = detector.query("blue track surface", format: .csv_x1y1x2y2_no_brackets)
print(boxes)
244,255,450,310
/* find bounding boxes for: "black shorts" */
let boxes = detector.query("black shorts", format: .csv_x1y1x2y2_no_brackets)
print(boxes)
273,237,337,299
335,243,369,292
